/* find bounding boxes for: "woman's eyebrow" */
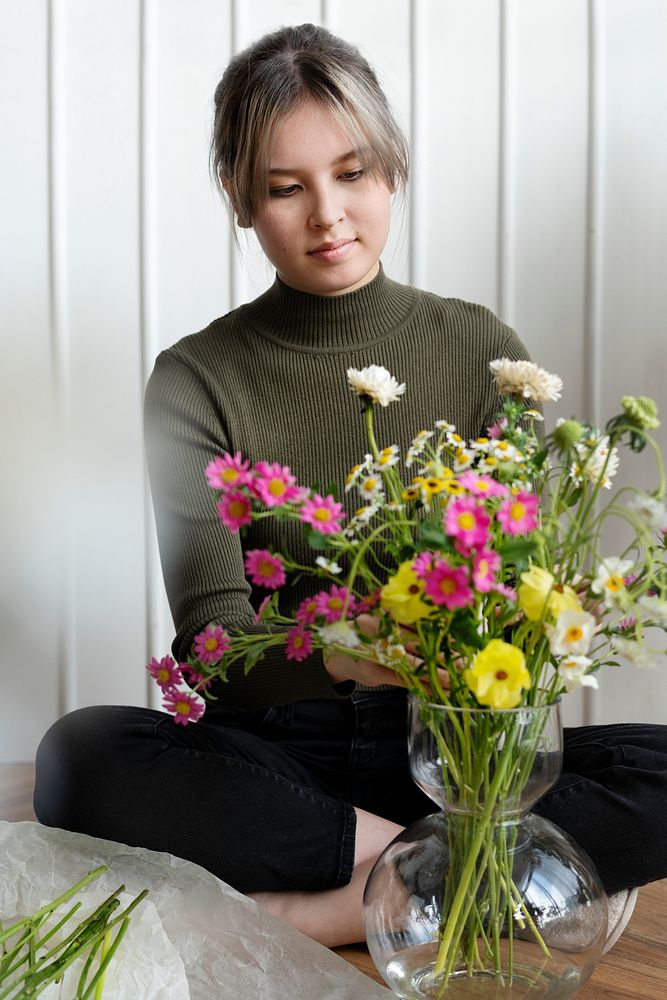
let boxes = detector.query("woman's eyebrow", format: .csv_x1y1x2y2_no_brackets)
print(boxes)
268,150,359,175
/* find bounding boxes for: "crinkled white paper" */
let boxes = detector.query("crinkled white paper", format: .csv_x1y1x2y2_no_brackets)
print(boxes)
0,822,391,999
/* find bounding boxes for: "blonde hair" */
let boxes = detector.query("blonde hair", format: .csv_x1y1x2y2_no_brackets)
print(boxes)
211,23,409,227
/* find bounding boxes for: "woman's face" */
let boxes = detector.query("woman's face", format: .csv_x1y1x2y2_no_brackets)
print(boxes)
250,100,393,296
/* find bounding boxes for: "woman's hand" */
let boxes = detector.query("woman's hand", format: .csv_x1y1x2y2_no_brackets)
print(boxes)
323,614,450,692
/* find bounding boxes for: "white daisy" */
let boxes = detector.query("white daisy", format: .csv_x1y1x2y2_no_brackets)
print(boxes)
315,556,343,576
637,594,667,628
349,503,380,526
405,430,434,467
452,447,475,472
489,358,563,403
627,493,667,533
545,610,597,657
556,656,599,693
347,365,406,407
575,435,619,489
344,454,373,492
376,445,401,470
373,637,408,666
357,475,385,502
591,557,634,607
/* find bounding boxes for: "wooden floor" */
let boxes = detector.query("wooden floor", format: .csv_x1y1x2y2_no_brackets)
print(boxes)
3,764,665,997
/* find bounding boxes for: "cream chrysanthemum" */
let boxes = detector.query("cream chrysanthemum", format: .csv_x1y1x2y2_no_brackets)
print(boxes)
489,358,563,402
574,435,619,489
319,621,361,648
347,365,406,406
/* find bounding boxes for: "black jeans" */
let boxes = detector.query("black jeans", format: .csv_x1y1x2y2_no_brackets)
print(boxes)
33,689,667,896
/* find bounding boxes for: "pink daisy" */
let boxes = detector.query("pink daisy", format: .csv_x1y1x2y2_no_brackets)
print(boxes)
299,494,345,535
205,452,252,491
445,497,490,551
217,491,252,531
472,549,502,593
487,417,509,439
458,471,508,498
162,689,206,725
193,623,231,664
244,549,286,589
146,655,182,691
252,461,302,508
179,665,213,692
357,589,382,613
494,582,517,601
413,551,438,579
422,561,474,610
295,594,323,625
497,492,539,536
315,585,353,623
285,625,314,662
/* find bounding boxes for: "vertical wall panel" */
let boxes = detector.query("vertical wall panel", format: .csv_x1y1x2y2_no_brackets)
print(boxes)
505,0,589,419
592,0,667,723
417,0,502,307
53,0,147,710
143,0,234,686
0,0,59,760
503,0,591,726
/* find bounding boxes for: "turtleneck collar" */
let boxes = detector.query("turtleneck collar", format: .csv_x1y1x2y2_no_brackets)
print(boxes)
240,264,419,353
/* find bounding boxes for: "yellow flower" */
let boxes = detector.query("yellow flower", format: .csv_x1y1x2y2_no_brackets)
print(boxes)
380,561,434,625
463,639,531,709
518,566,582,621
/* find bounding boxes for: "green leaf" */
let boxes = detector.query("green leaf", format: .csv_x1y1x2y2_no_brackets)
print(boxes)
497,538,537,562
565,487,583,508
244,643,268,674
419,523,448,548
531,448,549,470
304,528,332,550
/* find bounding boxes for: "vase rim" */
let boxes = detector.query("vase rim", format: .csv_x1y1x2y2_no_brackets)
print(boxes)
408,695,561,715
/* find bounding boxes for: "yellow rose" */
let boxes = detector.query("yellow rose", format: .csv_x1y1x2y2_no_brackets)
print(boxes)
463,639,531,709
518,566,581,621
380,561,433,625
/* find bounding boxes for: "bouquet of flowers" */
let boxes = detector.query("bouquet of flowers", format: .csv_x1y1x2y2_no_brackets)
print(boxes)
147,360,666,982
149,360,666,717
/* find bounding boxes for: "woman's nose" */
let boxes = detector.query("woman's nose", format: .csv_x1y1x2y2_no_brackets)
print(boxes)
308,186,345,229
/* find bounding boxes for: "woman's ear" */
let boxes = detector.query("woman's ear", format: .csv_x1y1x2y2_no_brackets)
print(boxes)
221,177,252,229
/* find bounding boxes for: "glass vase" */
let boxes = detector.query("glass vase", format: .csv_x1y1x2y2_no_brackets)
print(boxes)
363,698,608,999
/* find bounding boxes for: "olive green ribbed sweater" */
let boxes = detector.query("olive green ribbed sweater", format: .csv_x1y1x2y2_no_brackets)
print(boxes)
144,266,529,707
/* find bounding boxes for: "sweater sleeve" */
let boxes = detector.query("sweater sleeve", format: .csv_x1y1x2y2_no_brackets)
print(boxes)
144,350,342,707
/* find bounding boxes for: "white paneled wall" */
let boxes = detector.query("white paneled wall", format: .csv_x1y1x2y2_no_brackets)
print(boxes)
1,0,666,760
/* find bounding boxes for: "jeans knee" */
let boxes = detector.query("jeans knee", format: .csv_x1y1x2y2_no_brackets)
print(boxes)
33,706,115,830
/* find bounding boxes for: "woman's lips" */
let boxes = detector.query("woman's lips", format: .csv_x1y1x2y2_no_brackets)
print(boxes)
308,239,356,263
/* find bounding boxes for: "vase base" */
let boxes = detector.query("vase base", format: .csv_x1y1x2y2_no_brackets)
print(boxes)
383,943,591,999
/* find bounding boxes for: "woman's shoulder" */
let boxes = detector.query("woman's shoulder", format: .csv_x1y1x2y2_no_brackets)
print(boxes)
394,279,527,357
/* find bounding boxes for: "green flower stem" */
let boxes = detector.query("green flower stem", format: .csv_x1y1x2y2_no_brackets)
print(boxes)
364,401,381,463
432,724,520,978
363,401,407,522
0,867,107,947
84,921,129,1000
0,884,148,1000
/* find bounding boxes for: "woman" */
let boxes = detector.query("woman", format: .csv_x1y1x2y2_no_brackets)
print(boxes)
34,23,667,949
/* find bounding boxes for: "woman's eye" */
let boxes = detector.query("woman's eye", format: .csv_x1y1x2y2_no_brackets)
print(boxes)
269,184,299,197
340,169,364,181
